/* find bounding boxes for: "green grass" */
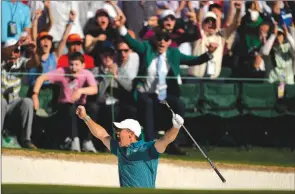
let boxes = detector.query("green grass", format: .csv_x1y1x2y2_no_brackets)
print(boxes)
162,147,295,167
2,184,294,194
3,146,295,167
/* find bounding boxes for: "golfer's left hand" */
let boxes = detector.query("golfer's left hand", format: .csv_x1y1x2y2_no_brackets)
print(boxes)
172,114,184,129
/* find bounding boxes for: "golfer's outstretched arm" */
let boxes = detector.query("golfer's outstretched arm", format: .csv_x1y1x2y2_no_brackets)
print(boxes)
76,106,112,150
154,114,184,153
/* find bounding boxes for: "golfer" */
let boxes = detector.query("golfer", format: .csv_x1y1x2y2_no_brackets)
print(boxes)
76,105,184,188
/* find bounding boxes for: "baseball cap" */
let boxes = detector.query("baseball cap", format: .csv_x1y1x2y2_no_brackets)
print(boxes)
160,10,176,20
101,41,115,53
96,9,109,17
37,31,53,40
67,34,83,43
113,119,142,137
3,39,18,48
209,0,223,11
203,11,217,21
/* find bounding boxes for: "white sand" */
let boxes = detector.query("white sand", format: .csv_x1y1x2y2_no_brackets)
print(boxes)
2,155,294,190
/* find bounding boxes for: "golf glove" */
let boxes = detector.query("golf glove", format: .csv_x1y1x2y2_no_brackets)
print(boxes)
172,114,184,129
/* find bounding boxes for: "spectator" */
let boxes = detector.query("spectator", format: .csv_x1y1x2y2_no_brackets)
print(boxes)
27,9,66,86
28,0,53,34
116,39,139,118
114,16,217,155
1,39,40,149
156,1,183,18
271,1,293,29
188,2,241,79
119,0,157,40
56,10,94,70
32,52,98,152
83,8,119,54
57,34,95,69
260,24,295,84
1,0,32,44
140,10,200,48
78,1,105,29
235,1,265,77
48,1,84,44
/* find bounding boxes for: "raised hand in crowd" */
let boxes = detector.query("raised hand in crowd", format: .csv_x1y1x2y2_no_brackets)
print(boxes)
69,10,77,22
113,15,126,29
231,0,242,10
273,22,278,35
34,9,43,21
187,11,197,25
207,43,219,54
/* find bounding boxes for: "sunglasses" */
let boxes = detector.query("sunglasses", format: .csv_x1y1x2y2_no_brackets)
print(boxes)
204,17,216,24
163,15,176,21
156,35,170,42
13,47,20,53
118,49,129,53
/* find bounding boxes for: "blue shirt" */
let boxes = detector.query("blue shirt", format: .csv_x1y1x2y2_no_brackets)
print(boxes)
28,53,57,86
1,1,31,43
110,139,160,188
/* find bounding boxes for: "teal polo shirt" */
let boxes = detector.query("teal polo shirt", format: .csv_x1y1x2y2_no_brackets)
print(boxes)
110,139,160,188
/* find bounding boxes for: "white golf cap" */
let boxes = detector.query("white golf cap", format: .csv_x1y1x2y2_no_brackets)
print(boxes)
160,9,176,20
113,119,142,137
3,39,18,48
203,11,217,21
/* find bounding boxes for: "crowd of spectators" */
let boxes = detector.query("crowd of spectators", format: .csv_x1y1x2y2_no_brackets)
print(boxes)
1,0,295,155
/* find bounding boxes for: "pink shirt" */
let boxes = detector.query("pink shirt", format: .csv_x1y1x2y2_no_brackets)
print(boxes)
46,68,96,104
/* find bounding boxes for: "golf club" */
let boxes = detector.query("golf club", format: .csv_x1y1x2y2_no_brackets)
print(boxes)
159,100,226,183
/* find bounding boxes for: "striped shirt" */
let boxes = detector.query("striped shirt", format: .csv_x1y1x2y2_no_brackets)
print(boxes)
110,139,160,188
1,57,29,103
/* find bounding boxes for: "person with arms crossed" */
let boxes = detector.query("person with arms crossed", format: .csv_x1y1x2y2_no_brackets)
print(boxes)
76,105,184,188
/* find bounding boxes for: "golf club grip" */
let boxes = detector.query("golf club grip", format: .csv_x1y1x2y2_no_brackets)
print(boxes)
213,167,226,183
208,159,226,183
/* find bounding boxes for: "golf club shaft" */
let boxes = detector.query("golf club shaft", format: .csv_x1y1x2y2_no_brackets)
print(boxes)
163,101,226,183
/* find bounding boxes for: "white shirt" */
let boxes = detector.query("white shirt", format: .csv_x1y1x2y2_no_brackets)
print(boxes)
144,53,169,93
48,1,84,42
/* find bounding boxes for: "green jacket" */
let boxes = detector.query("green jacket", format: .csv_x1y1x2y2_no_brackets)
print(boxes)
121,33,211,97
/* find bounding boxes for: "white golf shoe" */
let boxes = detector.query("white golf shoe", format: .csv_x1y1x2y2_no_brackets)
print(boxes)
71,137,81,152
82,140,97,153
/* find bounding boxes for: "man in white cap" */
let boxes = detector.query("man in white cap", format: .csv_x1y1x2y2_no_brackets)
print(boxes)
1,38,39,149
76,105,184,188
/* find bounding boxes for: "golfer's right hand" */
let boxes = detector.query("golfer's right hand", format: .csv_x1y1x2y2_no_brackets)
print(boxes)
76,105,87,120
172,114,184,129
